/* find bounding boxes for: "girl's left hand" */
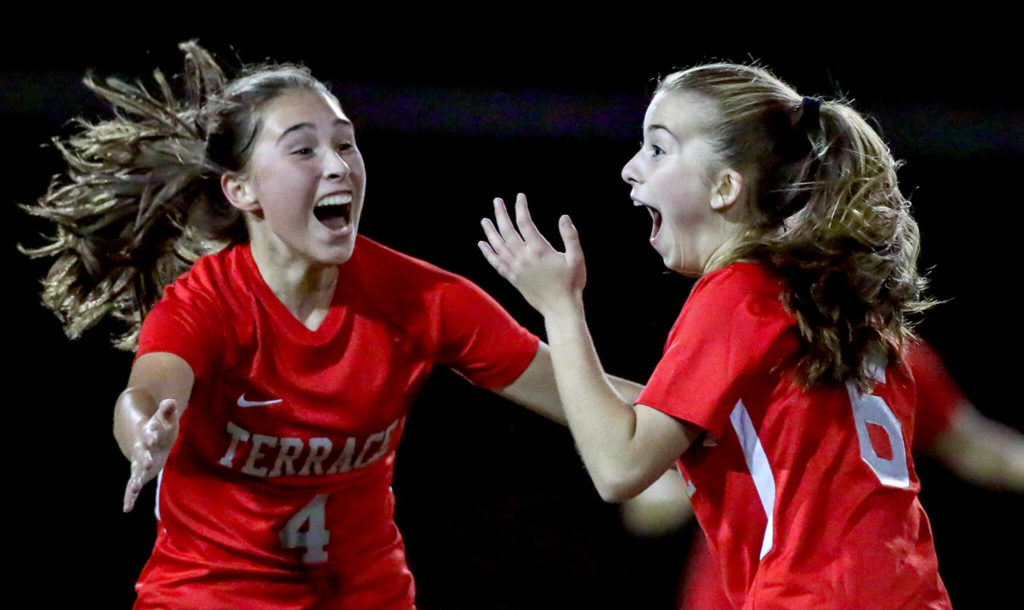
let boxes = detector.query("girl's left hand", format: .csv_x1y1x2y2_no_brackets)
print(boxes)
479,193,586,318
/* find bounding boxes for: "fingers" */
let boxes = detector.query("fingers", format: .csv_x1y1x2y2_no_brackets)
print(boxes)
124,437,155,512
514,193,554,250
125,400,180,512
491,197,523,245
477,238,509,277
124,453,147,513
480,217,515,276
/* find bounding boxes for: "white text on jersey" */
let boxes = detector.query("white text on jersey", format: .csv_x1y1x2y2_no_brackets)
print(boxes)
217,418,402,477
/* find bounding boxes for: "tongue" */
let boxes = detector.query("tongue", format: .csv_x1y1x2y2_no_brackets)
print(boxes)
315,206,350,230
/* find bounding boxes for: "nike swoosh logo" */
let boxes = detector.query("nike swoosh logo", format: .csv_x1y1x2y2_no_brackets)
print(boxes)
237,394,283,408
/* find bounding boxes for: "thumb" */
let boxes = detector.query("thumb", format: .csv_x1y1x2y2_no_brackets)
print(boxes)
156,399,180,425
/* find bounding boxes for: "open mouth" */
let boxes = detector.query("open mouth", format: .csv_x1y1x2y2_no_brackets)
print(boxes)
314,194,353,230
634,200,662,240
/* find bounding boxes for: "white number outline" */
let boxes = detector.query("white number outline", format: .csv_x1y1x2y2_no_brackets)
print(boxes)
846,374,910,489
279,493,331,563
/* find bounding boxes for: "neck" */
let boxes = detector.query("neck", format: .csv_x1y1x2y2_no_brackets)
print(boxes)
248,234,340,331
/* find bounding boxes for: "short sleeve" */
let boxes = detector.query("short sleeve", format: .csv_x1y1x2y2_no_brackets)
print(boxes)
435,276,540,389
137,273,224,376
905,340,965,447
635,264,794,437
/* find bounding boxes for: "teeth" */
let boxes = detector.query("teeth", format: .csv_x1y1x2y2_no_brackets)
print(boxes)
317,194,353,208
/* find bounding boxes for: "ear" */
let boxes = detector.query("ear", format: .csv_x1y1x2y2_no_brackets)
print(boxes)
709,169,743,211
221,172,261,213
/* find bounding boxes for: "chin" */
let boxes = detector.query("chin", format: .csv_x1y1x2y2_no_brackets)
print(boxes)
316,238,358,267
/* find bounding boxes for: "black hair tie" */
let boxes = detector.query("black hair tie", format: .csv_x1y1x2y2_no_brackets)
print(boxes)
798,96,822,132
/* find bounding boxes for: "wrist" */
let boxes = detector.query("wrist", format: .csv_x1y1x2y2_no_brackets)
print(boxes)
539,292,585,322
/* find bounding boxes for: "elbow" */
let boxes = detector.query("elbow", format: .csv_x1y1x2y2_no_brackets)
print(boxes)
595,483,635,504
589,465,650,504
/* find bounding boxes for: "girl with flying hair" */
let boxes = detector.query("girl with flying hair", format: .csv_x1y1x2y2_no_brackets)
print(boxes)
25,42,638,608
480,63,951,608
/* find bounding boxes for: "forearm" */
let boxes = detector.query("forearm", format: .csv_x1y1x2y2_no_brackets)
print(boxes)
607,374,645,404
479,196,691,500
544,307,664,501
930,406,1024,492
494,343,645,427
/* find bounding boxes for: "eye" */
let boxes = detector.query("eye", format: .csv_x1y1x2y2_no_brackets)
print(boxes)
650,144,665,157
290,146,314,157
335,141,355,153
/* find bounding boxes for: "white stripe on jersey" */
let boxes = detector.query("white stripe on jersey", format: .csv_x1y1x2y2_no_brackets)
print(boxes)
730,401,776,560
155,468,163,521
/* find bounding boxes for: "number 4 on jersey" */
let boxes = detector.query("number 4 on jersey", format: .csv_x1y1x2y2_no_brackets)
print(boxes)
280,494,330,563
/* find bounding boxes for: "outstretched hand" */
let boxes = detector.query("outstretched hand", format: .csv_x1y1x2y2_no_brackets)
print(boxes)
124,398,181,513
478,193,587,318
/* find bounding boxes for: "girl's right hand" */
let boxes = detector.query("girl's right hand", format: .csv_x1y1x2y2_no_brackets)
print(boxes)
123,398,181,513
478,193,587,319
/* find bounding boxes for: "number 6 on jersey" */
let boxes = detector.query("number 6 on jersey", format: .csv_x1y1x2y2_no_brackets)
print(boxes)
280,494,331,563
847,384,911,489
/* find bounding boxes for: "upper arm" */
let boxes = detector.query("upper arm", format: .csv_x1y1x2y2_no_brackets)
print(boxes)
127,352,196,408
627,404,700,487
491,342,565,424
437,276,540,389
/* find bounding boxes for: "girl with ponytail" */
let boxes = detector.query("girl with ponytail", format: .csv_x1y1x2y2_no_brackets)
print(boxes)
25,42,609,608
481,63,951,607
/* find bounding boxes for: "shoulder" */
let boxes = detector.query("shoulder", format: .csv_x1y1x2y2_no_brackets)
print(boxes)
163,245,251,303
145,245,253,338
351,236,480,298
683,262,792,328
353,236,455,276
692,262,785,305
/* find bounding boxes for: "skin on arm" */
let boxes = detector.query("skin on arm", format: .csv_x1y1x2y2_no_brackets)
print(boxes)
619,467,696,538
493,341,647,426
927,404,1024,492
114,352,195,512
480,194,699,502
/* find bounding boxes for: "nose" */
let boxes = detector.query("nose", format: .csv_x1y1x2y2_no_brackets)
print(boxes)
324,150,351,181
621,150,642,185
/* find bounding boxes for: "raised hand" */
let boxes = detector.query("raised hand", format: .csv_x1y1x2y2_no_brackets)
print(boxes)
478,193,587,318
123,398,181,513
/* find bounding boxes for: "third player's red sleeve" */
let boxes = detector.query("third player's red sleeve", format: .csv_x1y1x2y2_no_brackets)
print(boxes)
906,340,966,448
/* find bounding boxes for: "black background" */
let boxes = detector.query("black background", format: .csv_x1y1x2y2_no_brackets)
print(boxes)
4,15,1022,609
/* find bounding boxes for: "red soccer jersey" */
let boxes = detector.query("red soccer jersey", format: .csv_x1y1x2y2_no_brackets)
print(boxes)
637,262,950,609
906,339,966,448
134,236,539,608
678,339,967,609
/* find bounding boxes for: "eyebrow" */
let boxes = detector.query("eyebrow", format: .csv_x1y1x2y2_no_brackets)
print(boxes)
276,118,353,144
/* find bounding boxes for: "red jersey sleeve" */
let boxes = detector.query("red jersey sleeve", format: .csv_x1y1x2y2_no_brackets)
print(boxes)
435,275,539,390
906,339,965,448
136,259,228,376
635,264,794,438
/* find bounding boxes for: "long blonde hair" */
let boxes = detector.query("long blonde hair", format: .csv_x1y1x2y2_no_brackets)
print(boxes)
659,63,929,389
23,42,332,349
